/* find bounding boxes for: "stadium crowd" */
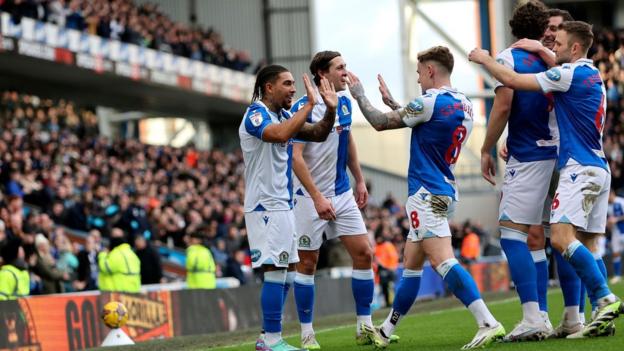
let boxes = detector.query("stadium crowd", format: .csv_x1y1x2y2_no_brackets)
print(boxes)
0,0,254,72
592,28,624,192
1,24,624,297
0,88,492,295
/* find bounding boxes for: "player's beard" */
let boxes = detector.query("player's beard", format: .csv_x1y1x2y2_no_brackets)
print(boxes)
555,49,572,65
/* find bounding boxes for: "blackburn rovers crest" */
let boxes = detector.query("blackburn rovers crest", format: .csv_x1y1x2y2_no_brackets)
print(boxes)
299,235,311,248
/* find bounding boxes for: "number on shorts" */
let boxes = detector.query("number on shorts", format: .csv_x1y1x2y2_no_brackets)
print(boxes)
410,211,420,229
551,192,560,210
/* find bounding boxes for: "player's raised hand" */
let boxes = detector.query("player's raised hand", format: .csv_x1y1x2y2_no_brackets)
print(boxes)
468,48,490,64
346,71,365,99
302,73,316,107
481,152,497,186
319,76,338,110
511,38,543,53
313,195,337,221
354,181,368,209
378,74,401,110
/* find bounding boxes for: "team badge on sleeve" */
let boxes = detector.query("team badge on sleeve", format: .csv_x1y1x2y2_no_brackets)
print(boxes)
250,112,263,127
406,98,424,115
545,68,561,81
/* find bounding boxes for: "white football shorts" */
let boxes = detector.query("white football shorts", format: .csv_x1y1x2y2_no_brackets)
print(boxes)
550,161,610,233
245,209,299,268
499,157,557,225
294,189,367,251
406,187,453,242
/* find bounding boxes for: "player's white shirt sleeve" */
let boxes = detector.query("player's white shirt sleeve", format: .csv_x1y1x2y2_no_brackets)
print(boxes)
244,107,273,140
535,64,574,93
494,49,515,89
402,94,435,127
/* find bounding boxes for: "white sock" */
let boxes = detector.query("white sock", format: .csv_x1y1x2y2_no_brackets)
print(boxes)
356,315,373,335
265,332,281,345
564,306,581,325
301,322,314,337
598,293,617,305
467,299,498,328
381,309,401,337
521,301,542,324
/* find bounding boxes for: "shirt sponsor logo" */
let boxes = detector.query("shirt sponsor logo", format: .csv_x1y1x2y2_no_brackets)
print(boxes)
406,99,424,115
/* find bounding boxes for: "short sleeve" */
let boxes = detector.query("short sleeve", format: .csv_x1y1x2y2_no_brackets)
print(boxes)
535,65,574,93
494,49,515,89
402,94,435,127
244,108,272,139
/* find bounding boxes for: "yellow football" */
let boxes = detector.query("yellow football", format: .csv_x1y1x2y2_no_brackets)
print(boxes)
101,301,129,329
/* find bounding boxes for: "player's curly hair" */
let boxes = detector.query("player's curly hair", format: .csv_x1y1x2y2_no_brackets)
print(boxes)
417,46,454,73
310,51,341,86
252,64,289,102
509,0,549,40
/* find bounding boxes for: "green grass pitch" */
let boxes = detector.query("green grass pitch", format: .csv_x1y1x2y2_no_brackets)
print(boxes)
99,282,624,351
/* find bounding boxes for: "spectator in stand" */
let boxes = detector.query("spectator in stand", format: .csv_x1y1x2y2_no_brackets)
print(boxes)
134,234,163,285
76,230,99,291
32,233,68,294
460,225,481,263
375,233,399,307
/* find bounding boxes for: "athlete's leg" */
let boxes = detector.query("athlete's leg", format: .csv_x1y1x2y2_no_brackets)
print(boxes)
379,241,426,341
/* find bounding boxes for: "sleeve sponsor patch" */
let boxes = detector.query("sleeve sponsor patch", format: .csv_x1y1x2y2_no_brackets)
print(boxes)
545,68,561,81
406,98,424,115
250,112,263,127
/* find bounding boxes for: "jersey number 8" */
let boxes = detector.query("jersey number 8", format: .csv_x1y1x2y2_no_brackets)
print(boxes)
445,125,468,165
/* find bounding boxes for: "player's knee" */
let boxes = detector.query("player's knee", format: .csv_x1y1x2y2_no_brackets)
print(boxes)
527,232,544,250
549,235,567,253
297,255,318,274
352,245,373,266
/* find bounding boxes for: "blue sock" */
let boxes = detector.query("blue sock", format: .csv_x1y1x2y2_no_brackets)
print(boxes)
352,269,374,316
262,270,287,333
554,249,581,307
589,255,609,310
579,283,587,315
283,271,295,311
500,228,538,304
614,256,622,276
596,255,608,279
392,269,422,315
532,249,549,312
294,273,315,323
438,258,480,306
565,241,611,301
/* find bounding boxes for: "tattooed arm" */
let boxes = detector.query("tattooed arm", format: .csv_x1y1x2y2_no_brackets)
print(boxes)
347,71,407,131
295,77,338,142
